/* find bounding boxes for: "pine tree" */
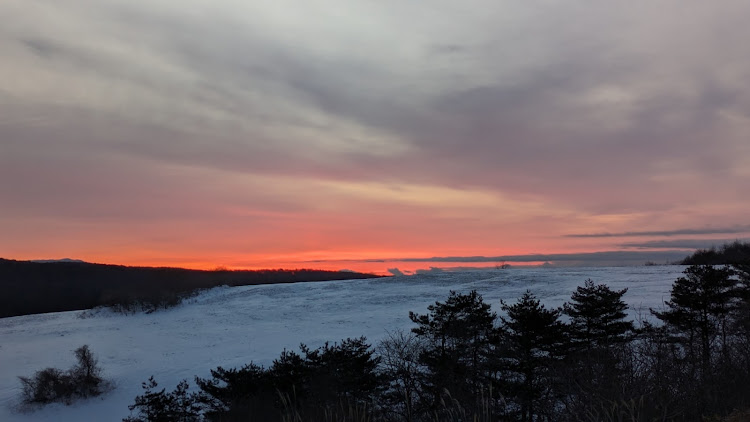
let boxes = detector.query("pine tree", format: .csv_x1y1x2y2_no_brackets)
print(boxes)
560,281,635,417
123,377,200,422
732,263,750,332
651,265,737,416
652,265,736,376
300,337,382,406
499,291,567,422
563,279,634,349
727,263,750,415
194,363,273,420
409,290,497,413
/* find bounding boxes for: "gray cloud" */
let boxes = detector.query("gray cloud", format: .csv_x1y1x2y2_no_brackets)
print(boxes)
566,226,750,238
310,251,689,266
394,251,688,264
619,239,749,250
1,0,749,242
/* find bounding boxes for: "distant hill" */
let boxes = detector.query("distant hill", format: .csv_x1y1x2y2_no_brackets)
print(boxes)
0,259,379,318
30,258,87,264
680,241,750,265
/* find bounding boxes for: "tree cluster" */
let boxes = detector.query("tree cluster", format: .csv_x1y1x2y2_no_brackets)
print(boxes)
123,338,381,422
681,241,750,265
123,264,750,421
18,345,110,407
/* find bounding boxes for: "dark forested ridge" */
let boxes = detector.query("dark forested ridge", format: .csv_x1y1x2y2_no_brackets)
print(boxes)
0,258,379,318
680,240,750,265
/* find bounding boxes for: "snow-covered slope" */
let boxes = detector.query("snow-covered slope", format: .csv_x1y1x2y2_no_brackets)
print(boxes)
0,266,686,421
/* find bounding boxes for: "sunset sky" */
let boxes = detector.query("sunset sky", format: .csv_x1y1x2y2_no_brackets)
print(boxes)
1,1,749,274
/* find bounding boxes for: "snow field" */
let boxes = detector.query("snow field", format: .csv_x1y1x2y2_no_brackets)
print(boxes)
0,266,686,421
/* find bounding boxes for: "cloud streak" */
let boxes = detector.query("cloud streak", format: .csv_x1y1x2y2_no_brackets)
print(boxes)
619,239,750,250
307,251,689,265
566,226,750,238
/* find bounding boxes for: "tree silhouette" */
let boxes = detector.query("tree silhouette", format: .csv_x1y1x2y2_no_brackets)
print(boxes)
564,279,634,348
653,265,736,374
123,377,200,422
561,280,635,417
651,265,736,415
409,290,497,414
499,291,567,422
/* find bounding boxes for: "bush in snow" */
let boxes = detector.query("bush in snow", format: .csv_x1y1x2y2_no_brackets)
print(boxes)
18,345,110,406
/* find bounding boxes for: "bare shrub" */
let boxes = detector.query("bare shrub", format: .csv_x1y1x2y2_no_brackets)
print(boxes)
18,345,110,407
19,368,74,405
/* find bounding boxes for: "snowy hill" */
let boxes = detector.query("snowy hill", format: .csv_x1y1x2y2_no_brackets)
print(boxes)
0,266,686,421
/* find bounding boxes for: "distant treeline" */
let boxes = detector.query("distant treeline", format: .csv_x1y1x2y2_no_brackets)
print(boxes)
0,259,378,318
681,240,750,265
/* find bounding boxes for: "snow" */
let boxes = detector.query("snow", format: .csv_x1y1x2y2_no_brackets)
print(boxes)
0,266,686,421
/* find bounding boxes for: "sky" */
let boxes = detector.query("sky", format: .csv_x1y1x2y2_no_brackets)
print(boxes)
1,0,749,274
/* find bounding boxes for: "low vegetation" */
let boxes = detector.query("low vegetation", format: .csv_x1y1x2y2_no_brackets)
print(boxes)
123,338,381,422
118,263,750,421
18,345,110,407
0,258,379,318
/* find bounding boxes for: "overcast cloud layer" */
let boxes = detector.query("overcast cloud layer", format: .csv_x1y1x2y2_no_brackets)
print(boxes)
1,0,749,271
